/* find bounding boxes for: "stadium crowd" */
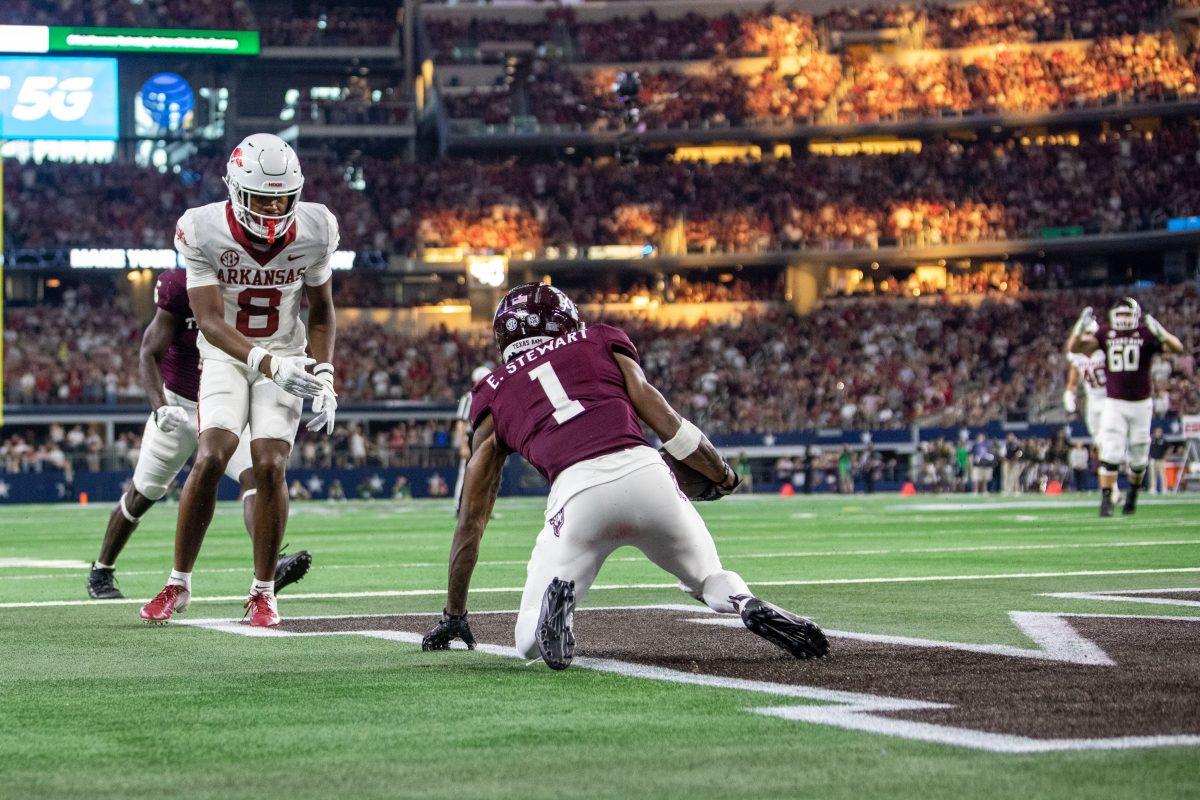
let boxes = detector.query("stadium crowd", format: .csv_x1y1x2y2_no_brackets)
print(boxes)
428,1,1163,64
446,31,1200,128
6,283,1196,438
8,124,1200,255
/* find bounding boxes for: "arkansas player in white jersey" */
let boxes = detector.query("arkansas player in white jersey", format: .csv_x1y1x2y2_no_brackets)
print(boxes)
1063,350,1108,441
1067,298,1183,517
140,133,339,627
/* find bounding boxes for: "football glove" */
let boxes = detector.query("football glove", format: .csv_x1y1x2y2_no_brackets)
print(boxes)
1062,390,1077,414
268,355,323,399
695,462,741,502
1071,306,1098,338
153,405,189,433
1144,313,1168,342
421,610,476,651
306,364,337,435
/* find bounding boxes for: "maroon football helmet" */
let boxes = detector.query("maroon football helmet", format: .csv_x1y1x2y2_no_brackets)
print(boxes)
493,282,582,361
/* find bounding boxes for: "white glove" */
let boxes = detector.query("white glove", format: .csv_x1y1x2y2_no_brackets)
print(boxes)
1071,306,1097,338
306,367,337,435
153,405,189,433
1062,390,1077,414
268,355,323,399
1144,313,1168,342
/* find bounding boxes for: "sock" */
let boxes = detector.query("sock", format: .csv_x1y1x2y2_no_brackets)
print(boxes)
729,594,754,613
1101,487,1112,501
94,562,114,571
168,570,192,591
251,578,275,597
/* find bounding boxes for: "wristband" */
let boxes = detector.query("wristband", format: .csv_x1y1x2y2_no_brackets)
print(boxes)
247,346,271,375
663,419,703,459
313,362,335,383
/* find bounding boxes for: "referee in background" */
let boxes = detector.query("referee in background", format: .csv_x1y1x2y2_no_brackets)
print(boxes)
454,366,493,511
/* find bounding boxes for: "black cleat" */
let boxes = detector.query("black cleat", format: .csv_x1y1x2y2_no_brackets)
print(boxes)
274,548,312,593
87,564,123,599
536,578,576,670
1122,492,1139,516
1100,497,1114,517
740,598,829,659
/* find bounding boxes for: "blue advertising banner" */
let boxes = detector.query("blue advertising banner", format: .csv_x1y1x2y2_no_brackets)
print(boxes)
0,56,118,140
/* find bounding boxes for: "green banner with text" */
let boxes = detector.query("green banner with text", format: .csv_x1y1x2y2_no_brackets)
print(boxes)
48,26,259,56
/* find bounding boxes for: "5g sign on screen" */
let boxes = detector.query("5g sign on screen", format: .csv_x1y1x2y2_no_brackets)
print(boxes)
0,57,118,139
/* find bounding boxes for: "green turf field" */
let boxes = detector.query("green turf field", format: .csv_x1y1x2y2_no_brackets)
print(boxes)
2,494,1199,800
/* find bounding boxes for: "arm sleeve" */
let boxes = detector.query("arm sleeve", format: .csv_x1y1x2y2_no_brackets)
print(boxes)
176,211,219,289
303,205,340,287
602,324,640,363
469,385,493,429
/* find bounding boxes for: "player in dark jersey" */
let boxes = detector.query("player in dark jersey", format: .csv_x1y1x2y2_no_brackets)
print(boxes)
422,283,827,669
87,269,311,599
1067,298,1183,517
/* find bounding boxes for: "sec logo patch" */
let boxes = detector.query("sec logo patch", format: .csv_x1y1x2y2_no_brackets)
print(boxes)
220,250,241,267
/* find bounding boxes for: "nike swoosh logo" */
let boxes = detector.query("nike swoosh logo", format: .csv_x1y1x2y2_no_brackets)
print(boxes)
287,254,303,261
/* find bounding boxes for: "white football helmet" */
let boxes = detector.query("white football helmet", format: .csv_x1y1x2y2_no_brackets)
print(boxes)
1109,297,1141,331
224,133,304,243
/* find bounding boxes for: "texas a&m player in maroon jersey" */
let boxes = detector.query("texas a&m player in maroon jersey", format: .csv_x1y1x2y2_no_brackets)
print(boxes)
422,283,828,669
1068,298,1183,517
87,269,311,600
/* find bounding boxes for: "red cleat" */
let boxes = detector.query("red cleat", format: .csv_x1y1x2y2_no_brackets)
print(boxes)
243,591,280,627
140,584,190,624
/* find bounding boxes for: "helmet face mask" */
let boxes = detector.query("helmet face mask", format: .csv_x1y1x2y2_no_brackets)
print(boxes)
493,282,582,362
1109,297,1141,331
225,133,304,244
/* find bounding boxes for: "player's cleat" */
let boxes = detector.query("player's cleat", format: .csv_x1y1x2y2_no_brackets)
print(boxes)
87,564,123,599
139,584,190,624
1100,492,1114,517
739,598,829,660
1122,490,1139,516
243,591,280,627
274,547,311,593
536,578,576,670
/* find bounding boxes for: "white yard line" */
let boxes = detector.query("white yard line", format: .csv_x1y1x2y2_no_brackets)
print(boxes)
4,538,1198,582
7,566,1200,608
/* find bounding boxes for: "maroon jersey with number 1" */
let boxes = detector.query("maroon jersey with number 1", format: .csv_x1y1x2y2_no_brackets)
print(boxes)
154,268,201,402
1095,323,1162,402
470,323,648,484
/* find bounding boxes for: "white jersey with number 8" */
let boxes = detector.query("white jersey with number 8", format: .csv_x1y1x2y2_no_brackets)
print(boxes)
176,200,338,363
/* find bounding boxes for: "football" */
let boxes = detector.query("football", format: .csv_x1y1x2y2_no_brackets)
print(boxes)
659,449,718,500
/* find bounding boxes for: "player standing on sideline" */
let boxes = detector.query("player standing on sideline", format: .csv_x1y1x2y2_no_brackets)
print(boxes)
1062,342,1118,501
1063,349,1108,444
423,283,827,669
87,269,311,599
140,133,339,626
1067,299,1183,517
453,366,492,511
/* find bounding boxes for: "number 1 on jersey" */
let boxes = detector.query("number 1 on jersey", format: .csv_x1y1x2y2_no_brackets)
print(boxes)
529,362,585,424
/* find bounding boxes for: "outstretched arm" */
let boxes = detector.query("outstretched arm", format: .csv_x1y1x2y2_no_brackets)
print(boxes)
303,278,336,366
614,352,735,488
1145,314,1185,355
1066,306,1099,355
138,309,179,411
444,414,508,616
1062,364,1079,414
